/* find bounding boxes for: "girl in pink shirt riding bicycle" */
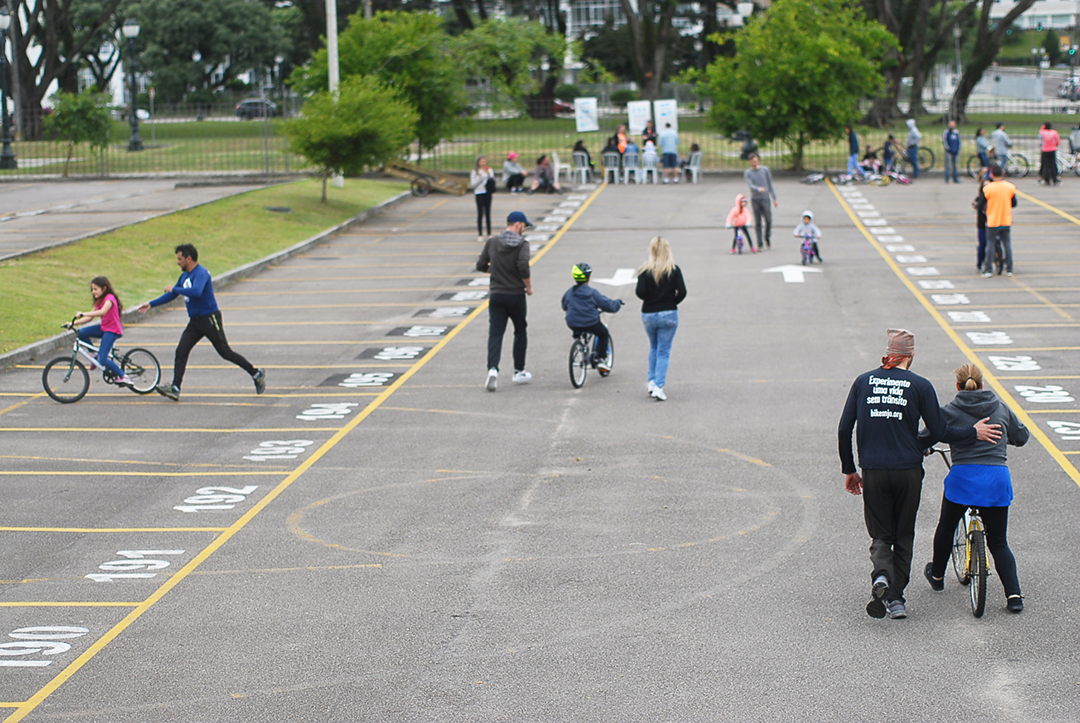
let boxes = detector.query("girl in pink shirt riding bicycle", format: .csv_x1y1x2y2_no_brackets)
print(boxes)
72,276,132,386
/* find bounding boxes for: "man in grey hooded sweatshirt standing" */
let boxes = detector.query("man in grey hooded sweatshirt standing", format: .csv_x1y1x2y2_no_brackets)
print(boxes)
905,118,922,179
743,153,778,251
477,211,534,391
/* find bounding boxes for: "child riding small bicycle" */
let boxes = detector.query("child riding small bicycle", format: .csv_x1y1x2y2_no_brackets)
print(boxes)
70,276,133,387
561,263,623,372
793,211,822,265
725,193,755,254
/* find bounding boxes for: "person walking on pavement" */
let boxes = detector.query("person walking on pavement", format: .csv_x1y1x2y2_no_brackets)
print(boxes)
838,328,1001,619
477,211,534,391
658,123,680,183
845,126,863,179
1038,121,1061,186
905,119,922,178
921,363,1029,613
470,155,497,243
138,244,265,401
975,127,991,173
743,153,778,250
636,237,686,402
991,122,1012,169
973,170,990,272
981,164,1018,277
943,120,961,183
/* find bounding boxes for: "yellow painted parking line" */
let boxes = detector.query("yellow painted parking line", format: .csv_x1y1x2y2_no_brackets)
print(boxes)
0,705,22,709
138,321,385,327
0,471,285,477
219,287,478,298
0,428,341,433
978,346,1080,352
993,375,1080,380
0,455,285,470
830,179,1080,490
4,183,605,723
0,527,227,532
1017,189,1080,225
0,393,47,418
0,602,139,608
1021,409,1080,414
223,300,472,309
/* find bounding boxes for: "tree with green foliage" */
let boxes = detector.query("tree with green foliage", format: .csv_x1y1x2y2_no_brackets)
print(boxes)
291,11,467,158
43,89,114,177
693,0,895,170
283,75,417,203
454,17,568,116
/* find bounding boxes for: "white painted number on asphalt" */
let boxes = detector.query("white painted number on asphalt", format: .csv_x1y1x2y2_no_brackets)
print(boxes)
373,346,424,361
987,355,1041,371
1047,421,1080,440
906,267,940,276
886,244,915,252
448,291,487,301
86,550,185,582
0,627,90,667
1014,385,1074,403
297,403,359,421
931,294,970,305
466,277,489,286
338,372,395,388
966,331,1012,345
948,311,991,322
244,439,314,462
424,307,470,318
918,280,954,289
895,255,928,264
174,485,259,513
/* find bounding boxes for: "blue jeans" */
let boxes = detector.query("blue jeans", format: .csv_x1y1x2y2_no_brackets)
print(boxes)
978,151,989,170
642,310,678,388
78,325,124,378
944,151,959,182
984,226,1013,274
847,153,862,176
907,145,919,178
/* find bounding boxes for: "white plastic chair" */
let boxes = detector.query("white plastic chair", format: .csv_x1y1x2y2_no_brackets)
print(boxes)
623,153,641,184
687,151,703,184
641,154,659,184
571,151,591,183
552,151,570,182
602,152,621,184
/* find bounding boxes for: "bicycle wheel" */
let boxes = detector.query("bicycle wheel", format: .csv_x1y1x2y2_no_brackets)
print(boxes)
1006,155,1029,179
42,357,90,404
597,336,614,377
969,529,988,618
918,147,935,172
950,519,970,585
569,339,588,388
966,155,982,178
121,348,161,394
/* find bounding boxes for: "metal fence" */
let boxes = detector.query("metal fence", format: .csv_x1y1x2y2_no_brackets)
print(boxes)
2,90,1077,179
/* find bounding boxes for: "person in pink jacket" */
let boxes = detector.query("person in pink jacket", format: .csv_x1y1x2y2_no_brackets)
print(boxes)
725,194,754,254
1039,121,1060,186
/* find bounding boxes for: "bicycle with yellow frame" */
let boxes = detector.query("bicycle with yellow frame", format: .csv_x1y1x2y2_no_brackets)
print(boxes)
933,447,988,617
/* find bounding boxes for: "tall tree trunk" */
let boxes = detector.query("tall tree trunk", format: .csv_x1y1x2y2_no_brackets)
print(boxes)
619,0,677,101
951,0,1037,120
449,0,474,30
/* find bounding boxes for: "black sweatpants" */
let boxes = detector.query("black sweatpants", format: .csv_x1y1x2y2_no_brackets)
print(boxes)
571,321,609,359
930,495,1020,597
862,467,924,603
487,293,527,373
172,310,256,389
475,191,492,236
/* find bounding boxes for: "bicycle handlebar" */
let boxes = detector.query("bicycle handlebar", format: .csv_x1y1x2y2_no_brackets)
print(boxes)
62,315,80,330
929,446,952,470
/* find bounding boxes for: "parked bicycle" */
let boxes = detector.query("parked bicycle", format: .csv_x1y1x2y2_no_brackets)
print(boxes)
568,319,614,389
897,145,935,176
42,317,161,403
932,448,989,618
966,151,1031,179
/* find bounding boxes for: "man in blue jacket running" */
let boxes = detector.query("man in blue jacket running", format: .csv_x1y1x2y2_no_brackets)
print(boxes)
137,244,265,401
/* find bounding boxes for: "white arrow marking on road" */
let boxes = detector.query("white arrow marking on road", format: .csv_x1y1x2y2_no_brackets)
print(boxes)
763,265,823,283
593,268,638,286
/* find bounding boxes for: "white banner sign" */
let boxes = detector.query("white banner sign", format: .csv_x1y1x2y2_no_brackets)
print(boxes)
626,100,652,135
653,99,678,133
574,98,600,133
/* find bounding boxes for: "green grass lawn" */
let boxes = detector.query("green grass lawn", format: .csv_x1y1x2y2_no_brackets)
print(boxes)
0,178,407,354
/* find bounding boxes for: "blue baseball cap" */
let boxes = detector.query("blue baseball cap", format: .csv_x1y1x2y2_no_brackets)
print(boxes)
507,211,534,228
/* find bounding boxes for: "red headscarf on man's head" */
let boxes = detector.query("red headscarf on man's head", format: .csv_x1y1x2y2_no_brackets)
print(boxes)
881,328,915,370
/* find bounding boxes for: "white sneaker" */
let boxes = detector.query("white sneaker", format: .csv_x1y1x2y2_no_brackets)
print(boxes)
674,176,680,184
1006,272,1013,277
512,370,532,384
651,386,667,401
478,235,485,243
663,178,670,184
647,380,657,395
485,368,498,391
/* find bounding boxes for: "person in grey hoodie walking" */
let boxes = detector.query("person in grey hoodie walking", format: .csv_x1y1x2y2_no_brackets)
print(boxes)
477,211,534,391
905,118,922,178
743,153,778,250
920,363,1028,613
991,122,1012,169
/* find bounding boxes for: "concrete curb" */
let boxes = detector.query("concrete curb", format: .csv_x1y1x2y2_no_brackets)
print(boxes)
0,188,413,371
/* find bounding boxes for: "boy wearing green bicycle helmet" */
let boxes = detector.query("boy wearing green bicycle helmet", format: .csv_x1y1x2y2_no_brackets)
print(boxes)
562,263,623,372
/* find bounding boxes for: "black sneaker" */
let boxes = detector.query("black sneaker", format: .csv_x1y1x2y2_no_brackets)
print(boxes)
872,575,889,600
155,383,180,401
253,368,267,395
1007,595,1024,613
924,563,944,592
866,598,887,618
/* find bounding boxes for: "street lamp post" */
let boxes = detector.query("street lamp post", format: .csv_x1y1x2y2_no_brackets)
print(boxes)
0,7,17,170
122,19,142,152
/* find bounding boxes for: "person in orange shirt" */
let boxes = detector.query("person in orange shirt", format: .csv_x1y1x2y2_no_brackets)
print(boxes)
981,164,1017,277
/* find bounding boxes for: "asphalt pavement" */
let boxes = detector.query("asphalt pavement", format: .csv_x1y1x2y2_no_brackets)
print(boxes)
0,180,264,261
1,170,1079,722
